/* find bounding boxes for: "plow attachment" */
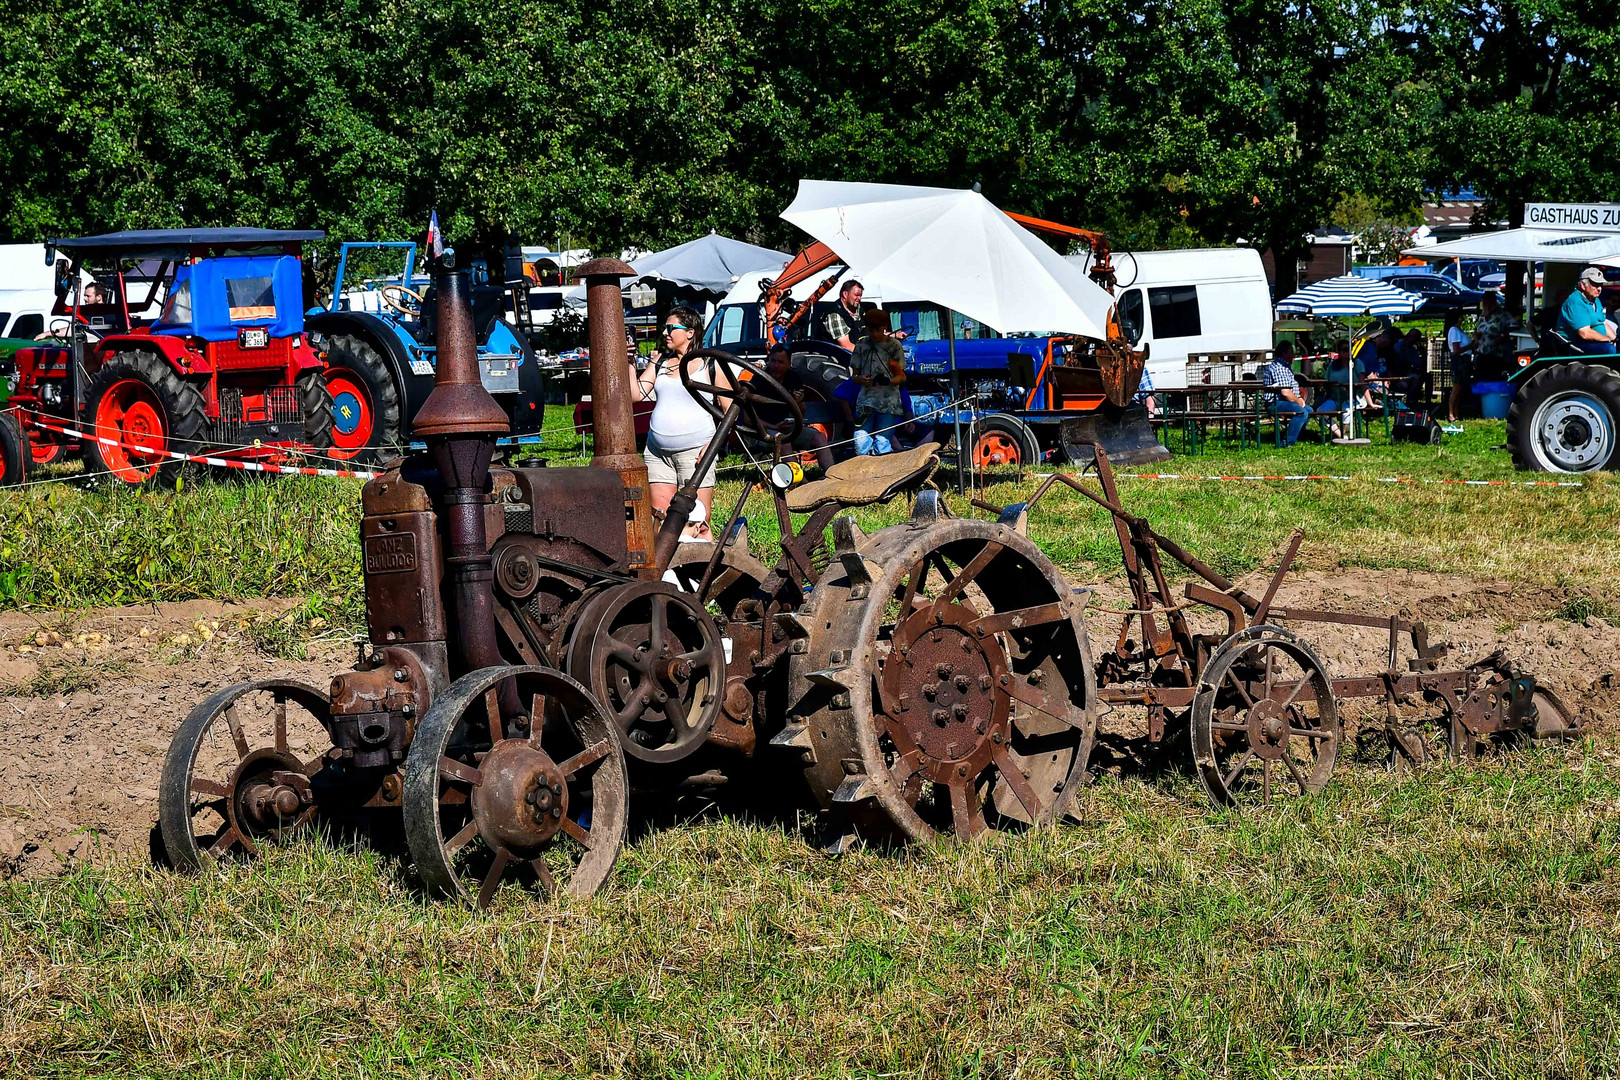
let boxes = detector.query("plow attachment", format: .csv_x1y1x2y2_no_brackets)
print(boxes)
1060,404,1169,467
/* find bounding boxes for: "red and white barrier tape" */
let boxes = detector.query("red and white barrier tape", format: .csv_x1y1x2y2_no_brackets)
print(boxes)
14,412,380,480
1089,472,1583,488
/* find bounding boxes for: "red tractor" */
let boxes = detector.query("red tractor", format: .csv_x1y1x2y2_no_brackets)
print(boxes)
3,229,332,484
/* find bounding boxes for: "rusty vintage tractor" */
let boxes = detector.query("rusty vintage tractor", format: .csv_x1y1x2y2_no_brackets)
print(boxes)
159,249,1097,903
158,247,1582,907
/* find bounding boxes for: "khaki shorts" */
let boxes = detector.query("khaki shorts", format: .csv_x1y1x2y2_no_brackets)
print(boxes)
644,438,717,489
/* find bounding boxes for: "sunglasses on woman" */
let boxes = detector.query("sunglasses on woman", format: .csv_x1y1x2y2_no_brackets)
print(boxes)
662,323,689,333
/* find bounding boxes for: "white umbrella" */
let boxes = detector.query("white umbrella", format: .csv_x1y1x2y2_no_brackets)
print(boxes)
780,180,1115,337
629,231,788,294
1275,275,1421,443
781,180,1119,476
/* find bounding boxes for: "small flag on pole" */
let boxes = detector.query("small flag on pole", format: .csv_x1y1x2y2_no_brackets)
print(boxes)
425,211,444,259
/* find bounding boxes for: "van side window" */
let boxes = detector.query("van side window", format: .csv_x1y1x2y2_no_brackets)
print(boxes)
1147,286,1201,339
1117,290,1144,345
10,313,43,339
708,304,745,347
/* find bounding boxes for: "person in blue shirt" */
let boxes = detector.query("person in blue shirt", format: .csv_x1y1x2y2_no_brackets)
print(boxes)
1556,267,1616,354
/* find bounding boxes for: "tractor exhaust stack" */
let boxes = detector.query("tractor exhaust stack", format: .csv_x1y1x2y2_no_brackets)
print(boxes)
413,253,510,676
579,257,656,574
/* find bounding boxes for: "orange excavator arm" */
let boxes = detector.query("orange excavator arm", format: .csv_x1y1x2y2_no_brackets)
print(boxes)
1004,211,1117,294
759,240,844,342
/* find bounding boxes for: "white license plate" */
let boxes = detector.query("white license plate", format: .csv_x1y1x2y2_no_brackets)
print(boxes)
239,328,269,349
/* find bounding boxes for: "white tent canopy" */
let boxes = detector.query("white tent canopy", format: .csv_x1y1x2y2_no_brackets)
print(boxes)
629,231,788,294
1403,229,1620,266
780,179,1116,338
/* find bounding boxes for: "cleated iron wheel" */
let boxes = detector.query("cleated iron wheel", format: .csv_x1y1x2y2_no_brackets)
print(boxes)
159,679,335,870
1190,627,1339,808
787,516,1097,844
565,581,727,764
402,665,628,907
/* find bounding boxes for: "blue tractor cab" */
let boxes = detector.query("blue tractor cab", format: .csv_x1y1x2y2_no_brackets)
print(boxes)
158,254,306,341
303,241,546,463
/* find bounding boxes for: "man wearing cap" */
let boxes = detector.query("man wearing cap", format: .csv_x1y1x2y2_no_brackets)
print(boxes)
1556,267,1617,355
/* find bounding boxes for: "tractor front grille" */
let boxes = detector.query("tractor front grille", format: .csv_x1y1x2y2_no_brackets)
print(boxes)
215,386,304,446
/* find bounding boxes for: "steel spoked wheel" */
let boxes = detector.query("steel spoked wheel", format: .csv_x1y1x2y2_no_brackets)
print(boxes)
403,666,628,907
566,582,726,764
325,369,375,459
1191,627,1339,808
159,680,334,870
790,518,1097,843
1530,391,1613,472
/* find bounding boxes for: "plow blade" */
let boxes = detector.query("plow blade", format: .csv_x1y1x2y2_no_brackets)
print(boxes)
1060,405,1169,467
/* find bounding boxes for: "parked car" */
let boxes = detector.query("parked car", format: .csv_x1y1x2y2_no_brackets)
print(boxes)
1383,273,1485,314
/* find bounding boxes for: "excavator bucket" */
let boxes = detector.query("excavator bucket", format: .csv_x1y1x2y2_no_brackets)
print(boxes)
1060,404,1170,467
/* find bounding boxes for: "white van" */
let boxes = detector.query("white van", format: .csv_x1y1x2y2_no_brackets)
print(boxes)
1067,248,1272,390
0,243,59,340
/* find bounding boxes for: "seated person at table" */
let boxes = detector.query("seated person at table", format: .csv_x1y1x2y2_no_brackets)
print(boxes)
1555,267,1617,355
1315,348,1367,439
1260,341,1312,447
758,344,835,471
1352,328,1393,407
1384,328,1426,407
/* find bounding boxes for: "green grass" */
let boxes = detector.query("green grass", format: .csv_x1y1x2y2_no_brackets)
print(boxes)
4,411,1619,615
3,755,1618,1077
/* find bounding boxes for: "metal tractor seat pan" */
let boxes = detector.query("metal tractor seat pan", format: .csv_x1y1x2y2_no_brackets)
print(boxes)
785,441,940,513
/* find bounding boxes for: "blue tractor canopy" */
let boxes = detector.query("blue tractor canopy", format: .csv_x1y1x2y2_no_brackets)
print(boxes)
155,254,305,342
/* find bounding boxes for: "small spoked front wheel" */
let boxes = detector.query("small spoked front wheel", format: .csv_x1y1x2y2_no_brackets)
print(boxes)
158,679,335,869
1190,627,1339,808
402,665,629,908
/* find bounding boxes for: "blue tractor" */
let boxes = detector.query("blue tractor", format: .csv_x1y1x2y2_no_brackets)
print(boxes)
304,242,546,463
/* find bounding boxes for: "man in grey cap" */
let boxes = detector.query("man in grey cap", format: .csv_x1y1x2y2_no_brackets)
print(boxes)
1555,266,1616,354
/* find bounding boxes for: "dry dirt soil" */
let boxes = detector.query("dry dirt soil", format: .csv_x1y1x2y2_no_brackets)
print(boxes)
1,571,1616,881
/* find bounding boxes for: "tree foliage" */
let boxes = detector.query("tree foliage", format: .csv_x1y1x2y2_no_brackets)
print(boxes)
0,0,1615,271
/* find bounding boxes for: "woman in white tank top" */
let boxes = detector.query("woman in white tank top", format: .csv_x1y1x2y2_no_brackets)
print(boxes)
636,306,730,539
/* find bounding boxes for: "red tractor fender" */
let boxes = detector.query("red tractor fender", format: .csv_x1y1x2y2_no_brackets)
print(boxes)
88,330,201,374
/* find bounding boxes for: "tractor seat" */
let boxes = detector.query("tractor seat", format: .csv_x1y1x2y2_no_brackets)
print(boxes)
785,442,940,513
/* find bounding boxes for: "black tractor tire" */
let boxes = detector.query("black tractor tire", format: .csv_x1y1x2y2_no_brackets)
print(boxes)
966,412,1043,469
790,349,853,403
1508,361,1620,473
322,333,404,465
0,411,27,486
83,350,208,486
297,367,335,452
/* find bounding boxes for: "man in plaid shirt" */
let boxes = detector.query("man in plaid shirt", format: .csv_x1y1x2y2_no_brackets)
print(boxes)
821,280,865,350
1260,341,1311,446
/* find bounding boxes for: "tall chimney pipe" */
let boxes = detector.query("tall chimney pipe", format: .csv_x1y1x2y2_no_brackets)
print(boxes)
413,253,510,678
578,257,656,575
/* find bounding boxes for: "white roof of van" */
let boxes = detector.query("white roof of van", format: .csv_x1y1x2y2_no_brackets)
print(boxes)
1065,246,1265,286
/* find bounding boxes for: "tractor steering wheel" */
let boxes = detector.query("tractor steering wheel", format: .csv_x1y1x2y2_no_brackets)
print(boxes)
679,348,803,447
378,284,424,318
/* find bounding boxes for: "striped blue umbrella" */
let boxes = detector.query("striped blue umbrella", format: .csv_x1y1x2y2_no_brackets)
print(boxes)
1274,276,1418,444
1275,274,1422,316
